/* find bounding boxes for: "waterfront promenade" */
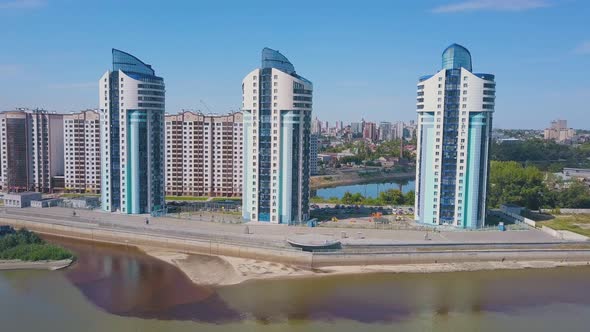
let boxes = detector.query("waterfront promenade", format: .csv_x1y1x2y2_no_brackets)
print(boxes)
1,207,589,272
0,206,565,247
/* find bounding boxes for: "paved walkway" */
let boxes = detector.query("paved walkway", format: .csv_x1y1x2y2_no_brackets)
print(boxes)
0,207,566,249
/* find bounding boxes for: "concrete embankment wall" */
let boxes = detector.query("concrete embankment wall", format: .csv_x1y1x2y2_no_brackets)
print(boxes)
311,250,590,267
0,217,313,267
3,216,590,269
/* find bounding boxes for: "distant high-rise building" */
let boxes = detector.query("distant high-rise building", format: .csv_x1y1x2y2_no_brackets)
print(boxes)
310,134,319,175
363,122,378,142
378,121,392,141
351,122,362,134
29,109,64,193
164,111,243,197
393,121,405,139
0,110,31,192
100,49,166,214
242,48,312,224
311,117,322,134
544,119,575,142
415,44,495,228
64,110,101,194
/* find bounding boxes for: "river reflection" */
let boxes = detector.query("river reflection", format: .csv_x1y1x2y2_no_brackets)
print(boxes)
51,236,242,323
42,236,590,326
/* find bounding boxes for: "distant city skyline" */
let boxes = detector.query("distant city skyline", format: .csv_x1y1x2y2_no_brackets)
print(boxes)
0,0,589,129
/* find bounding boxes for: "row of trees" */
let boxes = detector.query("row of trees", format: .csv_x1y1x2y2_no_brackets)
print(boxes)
488,161,590,210
491,139,590,171
312,189,415,206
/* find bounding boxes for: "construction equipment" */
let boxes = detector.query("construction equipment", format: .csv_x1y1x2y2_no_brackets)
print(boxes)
200,100,212,113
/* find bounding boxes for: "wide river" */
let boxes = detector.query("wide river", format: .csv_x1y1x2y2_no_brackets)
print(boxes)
2,236,590,331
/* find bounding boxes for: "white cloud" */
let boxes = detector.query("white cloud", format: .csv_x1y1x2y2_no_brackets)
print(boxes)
48,82,97,89
432,0,552,13
574,41,590,55
0,0,45,10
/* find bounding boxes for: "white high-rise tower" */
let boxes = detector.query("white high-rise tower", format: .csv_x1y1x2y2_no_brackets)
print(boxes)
99,49,166,214
242,48,312,224
415,44,495,228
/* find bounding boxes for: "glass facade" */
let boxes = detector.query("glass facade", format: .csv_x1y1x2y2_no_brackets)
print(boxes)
257,68,272,222
441,44,472,71
261,48,295,75
112,49,155,76
440,68,461,223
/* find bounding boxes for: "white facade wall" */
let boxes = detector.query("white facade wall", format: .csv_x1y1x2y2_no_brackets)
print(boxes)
416,68,494,228
242,66,312,224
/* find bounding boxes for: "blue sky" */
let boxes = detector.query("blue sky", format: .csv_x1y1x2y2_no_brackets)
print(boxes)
0,0,588,129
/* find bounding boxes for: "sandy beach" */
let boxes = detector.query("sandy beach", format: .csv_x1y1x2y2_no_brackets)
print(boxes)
142,247,590,287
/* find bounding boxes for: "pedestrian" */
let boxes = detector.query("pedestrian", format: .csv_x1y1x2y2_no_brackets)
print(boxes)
145,218,149,225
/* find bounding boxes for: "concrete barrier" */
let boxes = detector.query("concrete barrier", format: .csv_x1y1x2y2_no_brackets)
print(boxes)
540,226,589,241
0,216,313,268
310,249,590,268
541,209,590,215
3,216,590,270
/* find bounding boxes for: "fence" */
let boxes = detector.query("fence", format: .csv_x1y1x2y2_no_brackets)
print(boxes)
489,209,536,228
541,209,590,215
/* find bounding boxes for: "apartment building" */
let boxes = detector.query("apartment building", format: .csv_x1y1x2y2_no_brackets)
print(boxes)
165,111,243,197
64,109,101,193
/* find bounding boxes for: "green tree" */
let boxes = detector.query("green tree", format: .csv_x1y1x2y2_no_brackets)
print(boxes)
404,191,415,205
488,161,550,210
379,189,404,205
558,181,590,208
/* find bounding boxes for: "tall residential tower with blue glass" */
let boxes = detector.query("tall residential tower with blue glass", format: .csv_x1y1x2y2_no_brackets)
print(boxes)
242,48,312,224
415,44,495,228
99,49,166,214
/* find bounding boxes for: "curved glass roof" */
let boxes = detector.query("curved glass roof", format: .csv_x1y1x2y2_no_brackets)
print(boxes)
441,44,472,71
112,49,155,76
261,47,296,74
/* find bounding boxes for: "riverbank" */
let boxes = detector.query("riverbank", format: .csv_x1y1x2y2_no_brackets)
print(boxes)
311,169,414,189
0,258,72,271
143,247,590,286
3,209,590,284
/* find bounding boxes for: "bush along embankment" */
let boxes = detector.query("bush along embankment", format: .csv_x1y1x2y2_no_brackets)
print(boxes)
0,228,74,261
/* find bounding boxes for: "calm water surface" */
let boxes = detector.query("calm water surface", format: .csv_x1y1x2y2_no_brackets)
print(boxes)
315,179,415,199
1,236,590,331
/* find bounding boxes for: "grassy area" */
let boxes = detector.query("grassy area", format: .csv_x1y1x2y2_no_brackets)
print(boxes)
0,229,74,261
61,193,100,198
310,196,340,204
165,196,208,201
210,197,241,202
539,214,590,237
